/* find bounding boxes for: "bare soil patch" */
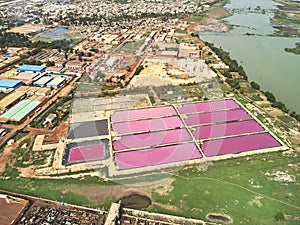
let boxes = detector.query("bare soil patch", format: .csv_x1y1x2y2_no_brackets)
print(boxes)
67,178,173,203
207,8,230,19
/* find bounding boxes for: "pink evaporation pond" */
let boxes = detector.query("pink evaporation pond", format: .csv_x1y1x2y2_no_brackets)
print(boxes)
193,120,264,140
178,99,240,114
112,116,183,134
115,143,202,170
185,109,251,126
202,133,281,157
69,144,104,162
113,129,192,151
111,106,177,122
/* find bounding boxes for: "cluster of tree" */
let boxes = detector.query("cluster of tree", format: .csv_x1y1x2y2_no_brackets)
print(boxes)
0,32,71,51
46,61,55,67
90,47,99,53
134,65,144,75
226,78,240,90
290,111,300,122
250,81,260,90
263,90,290,113
205,42,248,80
22,59,42,66
223,70,232,78
249,82,300,121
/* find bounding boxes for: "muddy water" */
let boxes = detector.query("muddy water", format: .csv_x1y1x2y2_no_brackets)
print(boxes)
118,194,152,209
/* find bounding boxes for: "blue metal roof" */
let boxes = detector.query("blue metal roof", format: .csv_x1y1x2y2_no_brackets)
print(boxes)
17,64,47,72
0,79,22,88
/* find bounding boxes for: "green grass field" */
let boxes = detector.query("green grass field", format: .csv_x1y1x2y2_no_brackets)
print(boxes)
0,150,299,224
149,151,300,224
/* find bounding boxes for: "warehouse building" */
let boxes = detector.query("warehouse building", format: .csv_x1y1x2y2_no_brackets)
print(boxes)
46,66,64,74
34,76,53,87
0,79,22,92
46,77,65,88
0,91,26,112
0,99,41,122
17,64,46,73
65,61,86,70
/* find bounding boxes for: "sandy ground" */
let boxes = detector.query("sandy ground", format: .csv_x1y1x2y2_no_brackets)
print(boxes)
207,7,230,19
129,62,197,88
265,107,284,117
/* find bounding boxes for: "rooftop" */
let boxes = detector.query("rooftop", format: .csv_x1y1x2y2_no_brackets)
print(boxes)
0,79,22,88
17,64,47,72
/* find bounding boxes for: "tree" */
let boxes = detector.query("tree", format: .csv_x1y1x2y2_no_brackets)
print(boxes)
271,101,288,113
46,61,55,67
290,111,296,117
134,65,144,75
264,91,276,103
223,70,232,78
250,81,260,90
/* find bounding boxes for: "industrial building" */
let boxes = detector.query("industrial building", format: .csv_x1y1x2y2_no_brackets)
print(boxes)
65,61,86,70
46,66,64,73
14,72,41,83
0,79,22,92
0,91,26,112
0,99,42,122
34,76,53,87
17,64,47,73
46,77,65,88
15,86,51,96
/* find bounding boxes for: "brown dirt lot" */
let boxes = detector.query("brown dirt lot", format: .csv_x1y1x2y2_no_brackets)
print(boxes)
66,178,174,203
207,8,230,19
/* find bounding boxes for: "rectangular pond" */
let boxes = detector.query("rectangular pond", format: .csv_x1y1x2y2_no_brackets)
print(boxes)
112,116,183,134
178,99,240,114
67,119,108,139
115,143,202,170
201,133,281,157
192,120,264,140
113,128,192,151
185,109,251,126
111,106,177,122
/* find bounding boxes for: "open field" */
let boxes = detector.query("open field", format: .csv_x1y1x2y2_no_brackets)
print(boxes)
148,151,300,225
0,150,299,224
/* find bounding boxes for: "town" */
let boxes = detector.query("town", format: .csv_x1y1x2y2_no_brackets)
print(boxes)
0,0,299,225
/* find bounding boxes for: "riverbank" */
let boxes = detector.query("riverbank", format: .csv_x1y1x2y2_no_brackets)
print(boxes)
198,0,300,113
186,0,231,33
203,39,300,124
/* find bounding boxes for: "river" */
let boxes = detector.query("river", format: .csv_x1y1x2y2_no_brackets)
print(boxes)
199,0,300,113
